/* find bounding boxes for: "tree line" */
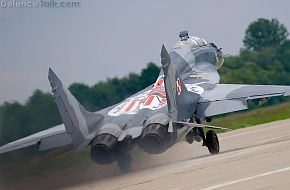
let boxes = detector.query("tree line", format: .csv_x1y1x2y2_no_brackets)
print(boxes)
0,18,289,145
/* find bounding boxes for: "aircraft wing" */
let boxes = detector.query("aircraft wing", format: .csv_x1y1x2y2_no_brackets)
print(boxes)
196,84,290,117
0,124,72,154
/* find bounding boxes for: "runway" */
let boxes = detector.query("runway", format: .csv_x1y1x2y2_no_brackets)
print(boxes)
65,119,290,190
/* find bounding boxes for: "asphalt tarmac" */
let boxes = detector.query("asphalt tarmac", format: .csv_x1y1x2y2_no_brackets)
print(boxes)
65,119,290,190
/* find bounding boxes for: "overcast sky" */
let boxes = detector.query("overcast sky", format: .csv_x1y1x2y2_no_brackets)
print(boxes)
0,0,289,104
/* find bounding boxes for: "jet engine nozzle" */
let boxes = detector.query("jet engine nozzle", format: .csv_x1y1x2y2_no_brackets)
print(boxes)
90,134,117,164
139,123,175,154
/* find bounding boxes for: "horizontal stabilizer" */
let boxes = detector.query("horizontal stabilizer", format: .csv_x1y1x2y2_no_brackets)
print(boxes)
0,124,71,154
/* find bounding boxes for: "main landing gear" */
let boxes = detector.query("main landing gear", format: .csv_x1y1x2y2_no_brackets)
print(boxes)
186,128,220,154
205,130,220,154
186,117,220,155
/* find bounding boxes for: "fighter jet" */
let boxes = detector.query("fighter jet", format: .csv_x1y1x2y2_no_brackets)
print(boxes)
1,31,290,171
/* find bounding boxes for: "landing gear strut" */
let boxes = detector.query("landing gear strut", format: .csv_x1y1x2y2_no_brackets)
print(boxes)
186,116,220,155
118,153,132,172
205,130,220,154
185,117,207,145
185,127,204,144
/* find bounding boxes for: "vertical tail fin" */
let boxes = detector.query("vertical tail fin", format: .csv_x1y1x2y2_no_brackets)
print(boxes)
48,68,103,150
161,45,198,124
161,45,178,121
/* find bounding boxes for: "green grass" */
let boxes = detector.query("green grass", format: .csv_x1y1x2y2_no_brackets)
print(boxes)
211,101,290,130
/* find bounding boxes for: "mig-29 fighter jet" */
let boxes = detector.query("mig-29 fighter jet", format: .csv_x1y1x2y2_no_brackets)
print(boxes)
1,31,290,171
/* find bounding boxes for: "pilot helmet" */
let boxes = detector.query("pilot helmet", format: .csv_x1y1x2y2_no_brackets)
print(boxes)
179,30,189,41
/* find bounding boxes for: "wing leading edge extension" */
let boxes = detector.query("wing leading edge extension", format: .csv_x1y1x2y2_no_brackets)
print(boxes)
197,84,290,117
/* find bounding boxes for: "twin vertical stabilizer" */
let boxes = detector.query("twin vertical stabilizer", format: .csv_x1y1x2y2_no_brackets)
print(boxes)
48,69,103,150
161,45,199,123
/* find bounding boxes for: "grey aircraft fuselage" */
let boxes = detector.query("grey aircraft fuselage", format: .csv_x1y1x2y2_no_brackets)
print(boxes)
90,37,223,163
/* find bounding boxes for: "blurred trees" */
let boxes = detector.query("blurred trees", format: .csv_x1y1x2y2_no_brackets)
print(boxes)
221,18,290,85
0,90,62,145
243,18,289,50
220,46,290,85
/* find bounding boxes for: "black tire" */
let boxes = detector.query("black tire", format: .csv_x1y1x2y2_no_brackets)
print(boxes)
206,130,220,154
118,154,132,172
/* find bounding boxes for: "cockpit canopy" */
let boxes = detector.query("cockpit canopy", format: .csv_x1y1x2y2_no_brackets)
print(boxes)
173,34,224,70
174,36,208,49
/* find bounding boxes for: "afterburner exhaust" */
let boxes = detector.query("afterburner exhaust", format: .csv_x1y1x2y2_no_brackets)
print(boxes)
139,123,176,154
90,134,117,164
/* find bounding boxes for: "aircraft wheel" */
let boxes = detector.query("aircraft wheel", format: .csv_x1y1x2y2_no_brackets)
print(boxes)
118,154,132,172
206,130,220,154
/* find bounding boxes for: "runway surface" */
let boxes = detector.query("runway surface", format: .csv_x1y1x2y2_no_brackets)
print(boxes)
65,119,290,190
